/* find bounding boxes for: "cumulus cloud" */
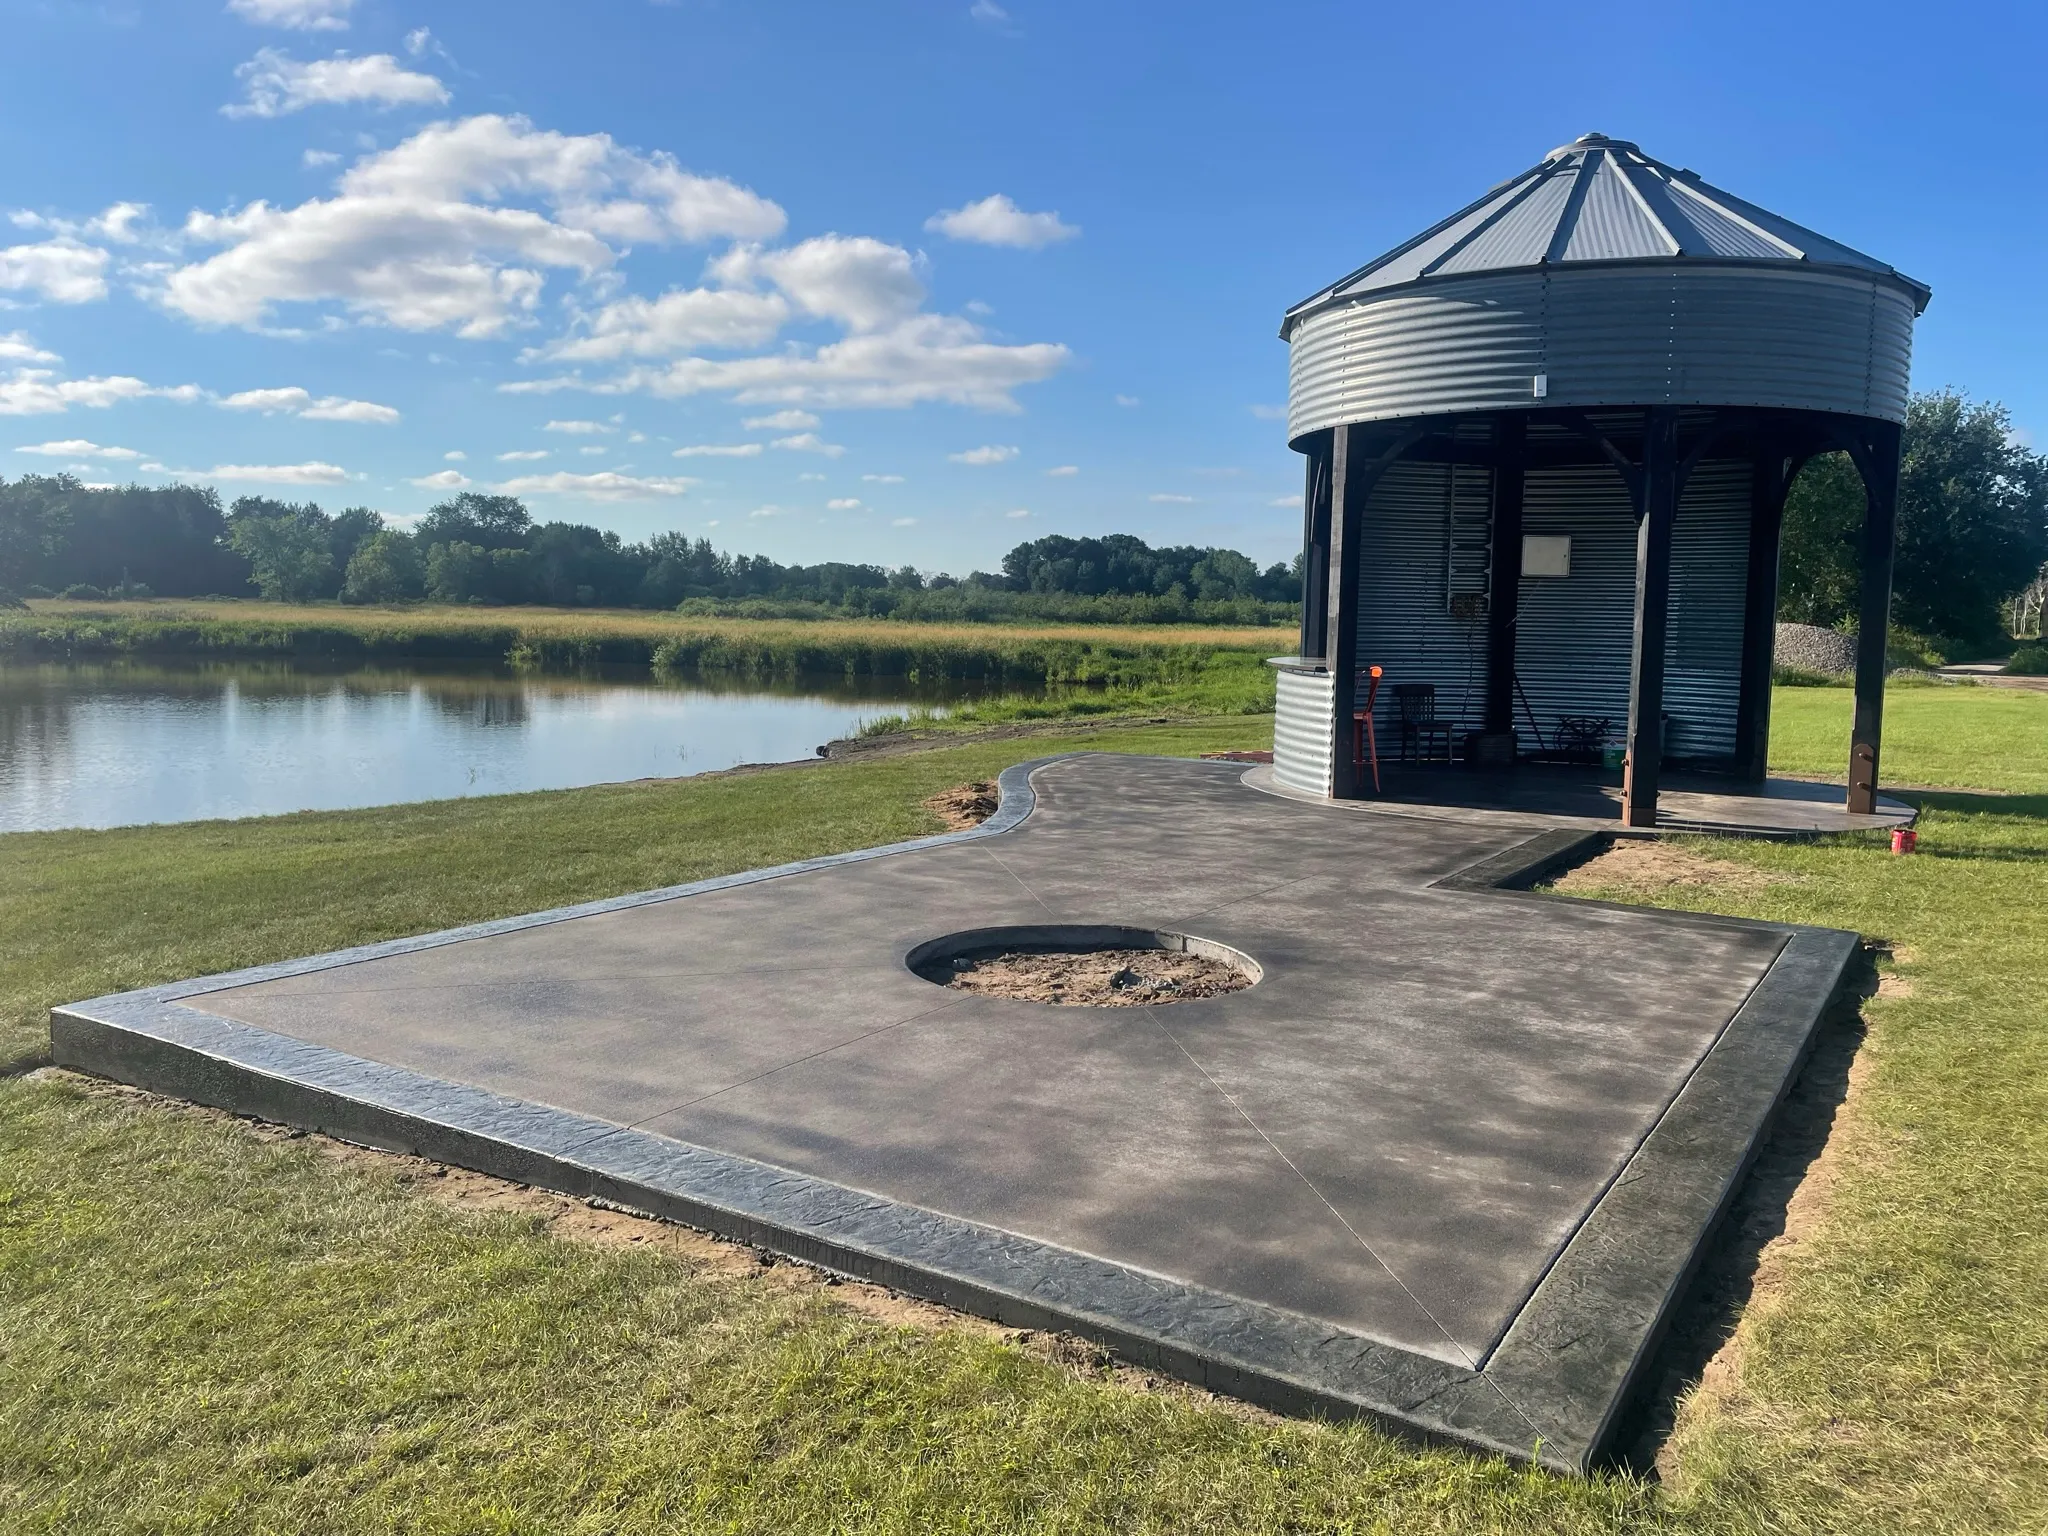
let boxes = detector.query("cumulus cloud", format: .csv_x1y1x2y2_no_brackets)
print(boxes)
714,235,924,332
0,332,59,364
496,449,549,461
925,194,1078,249
949,443,1017,465
672,442,763,458
225,49,450,119
228,0,356,29
16,439,144,458
205,461,353,484
743,408,817,431
159,114,785,338
492,470,691,499
1006,507,1031,517
770,432,844,456
443,449,465,460
220,385,400,422
410,468,470,488
544,418,612,434
0,240,110,304
1149,492,1195,503
862,472,904,483
0,370,198,416
543,285,787,361
826,497,861,510
1045,464,1078,476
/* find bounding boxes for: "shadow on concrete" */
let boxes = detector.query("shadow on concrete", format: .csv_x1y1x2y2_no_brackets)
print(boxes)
1610,943,1880,1477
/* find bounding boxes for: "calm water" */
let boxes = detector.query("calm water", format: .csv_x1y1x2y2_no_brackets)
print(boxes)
0,661,1011,832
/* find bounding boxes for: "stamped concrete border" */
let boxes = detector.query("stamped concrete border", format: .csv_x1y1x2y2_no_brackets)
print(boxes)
48,753,1858,1475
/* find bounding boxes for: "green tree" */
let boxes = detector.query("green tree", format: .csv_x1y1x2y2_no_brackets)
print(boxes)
1779,390,2048,648
416,492,532,551
340,529,422,604
225,504,335,602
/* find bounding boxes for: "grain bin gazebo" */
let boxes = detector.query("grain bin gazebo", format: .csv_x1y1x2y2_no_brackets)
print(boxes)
1271,134,1929,826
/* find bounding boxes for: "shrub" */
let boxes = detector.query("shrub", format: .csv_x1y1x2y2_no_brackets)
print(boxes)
59,584,105,600
2009,644,2048,676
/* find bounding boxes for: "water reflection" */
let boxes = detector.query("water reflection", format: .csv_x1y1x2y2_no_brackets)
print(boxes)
0,659,1018,832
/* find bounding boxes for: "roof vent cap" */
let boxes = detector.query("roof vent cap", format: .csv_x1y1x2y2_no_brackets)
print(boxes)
1547,131,1640,159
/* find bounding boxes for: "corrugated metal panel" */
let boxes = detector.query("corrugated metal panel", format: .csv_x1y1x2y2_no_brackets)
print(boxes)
1273,668,1335,796
1287,265,1917,440
1285,134,1927,320
1664,459,1752,764
1509,460,1750,765
1515,465,1637,751
1352,461,1493,740
1563,153,1674,262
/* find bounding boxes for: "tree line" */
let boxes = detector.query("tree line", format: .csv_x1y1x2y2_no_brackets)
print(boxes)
0,480,1300,623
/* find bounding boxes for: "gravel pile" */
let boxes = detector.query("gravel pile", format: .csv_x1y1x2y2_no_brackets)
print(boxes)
1775,623,1858,676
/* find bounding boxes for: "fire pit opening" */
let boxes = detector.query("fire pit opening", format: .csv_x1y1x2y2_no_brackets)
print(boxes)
907,925,1260,1008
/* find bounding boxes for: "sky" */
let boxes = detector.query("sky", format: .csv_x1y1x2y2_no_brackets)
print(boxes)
2,0,2044,575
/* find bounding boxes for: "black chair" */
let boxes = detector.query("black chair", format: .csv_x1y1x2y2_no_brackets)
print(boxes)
1391,684,1456,763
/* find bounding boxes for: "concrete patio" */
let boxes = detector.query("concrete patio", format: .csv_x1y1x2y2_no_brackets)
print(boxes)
52,753,1859,1473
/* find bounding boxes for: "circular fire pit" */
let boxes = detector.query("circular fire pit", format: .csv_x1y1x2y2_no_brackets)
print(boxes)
907,925,1259,1008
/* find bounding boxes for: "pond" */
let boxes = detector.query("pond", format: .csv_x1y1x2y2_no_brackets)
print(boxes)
0,660,1019,833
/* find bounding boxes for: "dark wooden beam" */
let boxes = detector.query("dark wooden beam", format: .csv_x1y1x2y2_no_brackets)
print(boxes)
1622,407,1681,828
1297,436,1332,659
1484,415,1526,734
1848,418,1903,815
1733,445,1790,782
1324,424,1363,797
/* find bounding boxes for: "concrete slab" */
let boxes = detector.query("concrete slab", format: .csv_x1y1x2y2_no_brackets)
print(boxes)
51,753,1856,1473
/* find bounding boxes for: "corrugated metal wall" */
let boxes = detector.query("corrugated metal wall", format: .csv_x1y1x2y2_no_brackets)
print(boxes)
1509,457,1751,766
1352,460,1494,734
1288,265,1916,442
1273,668,1335,796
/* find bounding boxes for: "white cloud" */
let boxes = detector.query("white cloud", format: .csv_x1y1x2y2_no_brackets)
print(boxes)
207,461,352,484
949,443,1018,465
796,472,825,481
443,449,465,460
716,235,924,332
747,504,781,518
969,1,1009,23
862,473,904,483
228,0,355,29
159,114,785,338
221,385,400,423
1045,464,1078,476
0,332,59,364
544,418,613,433
0,240,109,304
1006,508,1031,518
496,449,550,461
1249,403,1287,421
826,497,861,510
16,439,143,458
925,194,1078,250
492,470,692,499
0,370,197,417
1115,394,1140,407
743,408,817,431
303,149,342,168
544,285,787,361
410,468,470,488
1149,492,1195,503
771,432,844,457
1268,495,1301,508
578,444,606,456
891,516,917,527
672,442,763,458
226,50,449,119
405,27,435,57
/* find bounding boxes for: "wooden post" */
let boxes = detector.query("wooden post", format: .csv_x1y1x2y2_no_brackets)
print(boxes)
1298,436,1332,661
1622,408,1680,828
1484,414,1527,735
1733,443,1788,783
1848,419,1903,815
1325,424,1364,797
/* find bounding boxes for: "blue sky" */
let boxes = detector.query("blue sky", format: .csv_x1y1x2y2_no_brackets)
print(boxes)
2,0,2043,573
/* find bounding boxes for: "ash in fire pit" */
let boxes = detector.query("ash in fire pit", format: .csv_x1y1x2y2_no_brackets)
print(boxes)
908,925,1259,1008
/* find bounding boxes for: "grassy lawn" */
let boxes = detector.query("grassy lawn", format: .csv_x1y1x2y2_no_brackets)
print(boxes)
1769,683,2048,794
3,701,2044,1530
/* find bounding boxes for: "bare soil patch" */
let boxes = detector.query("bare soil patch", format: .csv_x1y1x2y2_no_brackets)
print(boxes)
1554,838,1796,899
922,780,999,831
931,947,1251,1007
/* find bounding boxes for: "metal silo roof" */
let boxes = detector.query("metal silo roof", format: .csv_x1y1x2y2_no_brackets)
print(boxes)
1283,133,1931,337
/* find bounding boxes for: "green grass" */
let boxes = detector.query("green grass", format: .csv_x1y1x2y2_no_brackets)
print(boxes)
1769,683,2048,794
3,699,2046,1530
